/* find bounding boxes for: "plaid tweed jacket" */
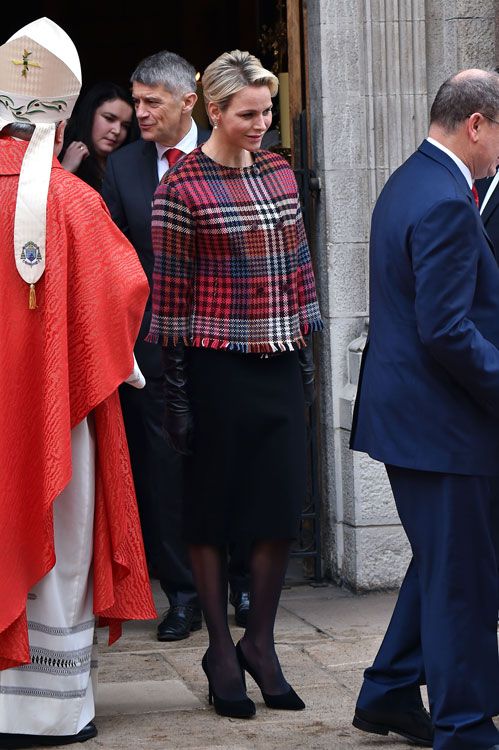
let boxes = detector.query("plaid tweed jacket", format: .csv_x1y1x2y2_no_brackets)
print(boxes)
146,147,322,353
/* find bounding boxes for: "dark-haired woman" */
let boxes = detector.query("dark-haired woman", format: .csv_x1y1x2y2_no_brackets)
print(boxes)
61,81,137,191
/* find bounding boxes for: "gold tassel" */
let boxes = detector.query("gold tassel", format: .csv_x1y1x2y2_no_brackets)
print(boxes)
29,283,37,310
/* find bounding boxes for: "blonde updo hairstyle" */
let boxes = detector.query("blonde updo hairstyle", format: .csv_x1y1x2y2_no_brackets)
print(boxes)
202,50,278,124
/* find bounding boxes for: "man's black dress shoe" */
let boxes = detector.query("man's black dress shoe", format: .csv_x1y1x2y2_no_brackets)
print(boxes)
0,721,97,748
352,705,433,747
229,591,250,628
157,605,202,641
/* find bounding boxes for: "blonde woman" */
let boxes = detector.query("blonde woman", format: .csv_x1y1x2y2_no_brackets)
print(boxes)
147,50,322,718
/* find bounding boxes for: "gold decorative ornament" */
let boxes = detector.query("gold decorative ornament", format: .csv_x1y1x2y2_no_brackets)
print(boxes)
11,49,41,77
29,283,37,309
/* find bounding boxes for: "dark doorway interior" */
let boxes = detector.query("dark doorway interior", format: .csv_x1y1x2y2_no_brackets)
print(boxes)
4,2,278,99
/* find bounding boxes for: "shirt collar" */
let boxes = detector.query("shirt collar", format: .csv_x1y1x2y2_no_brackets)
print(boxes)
426,137,473,189
155,119,198,160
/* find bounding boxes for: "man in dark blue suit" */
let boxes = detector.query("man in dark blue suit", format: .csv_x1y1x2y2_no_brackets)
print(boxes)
102,51,250,641
351,69,499,750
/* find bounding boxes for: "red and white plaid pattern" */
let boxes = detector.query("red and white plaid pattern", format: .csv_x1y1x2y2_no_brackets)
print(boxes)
146,147,322,353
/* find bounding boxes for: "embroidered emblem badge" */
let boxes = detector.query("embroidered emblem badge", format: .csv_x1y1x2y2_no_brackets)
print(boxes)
21,241,42,266
11,49,41,78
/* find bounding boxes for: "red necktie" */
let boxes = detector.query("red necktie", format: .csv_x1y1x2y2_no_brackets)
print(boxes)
472,183,480,207
165,148,184,168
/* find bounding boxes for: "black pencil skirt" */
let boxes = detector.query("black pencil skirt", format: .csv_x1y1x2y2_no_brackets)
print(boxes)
183,347,307,544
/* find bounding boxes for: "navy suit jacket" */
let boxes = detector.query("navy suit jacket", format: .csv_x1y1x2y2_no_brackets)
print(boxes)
351,139,499,476
102,127,209,376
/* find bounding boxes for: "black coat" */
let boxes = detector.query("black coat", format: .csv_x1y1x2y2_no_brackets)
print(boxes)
476,176,499,262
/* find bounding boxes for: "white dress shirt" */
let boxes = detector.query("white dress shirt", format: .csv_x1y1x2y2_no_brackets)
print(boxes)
426,136,472,189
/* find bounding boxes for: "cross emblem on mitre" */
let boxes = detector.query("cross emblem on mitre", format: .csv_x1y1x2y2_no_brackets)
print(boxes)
11,49,41,77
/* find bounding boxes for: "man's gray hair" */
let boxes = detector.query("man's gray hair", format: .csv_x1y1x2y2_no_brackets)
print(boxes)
131,51,197,97
1,122,35,139
430,70,499,131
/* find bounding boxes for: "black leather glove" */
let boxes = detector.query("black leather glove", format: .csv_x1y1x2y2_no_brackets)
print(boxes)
162,342,193,455
298,334,316,407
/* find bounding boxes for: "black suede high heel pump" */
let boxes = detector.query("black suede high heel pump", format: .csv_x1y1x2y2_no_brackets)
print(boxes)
201,651,256,718
236,641,305,710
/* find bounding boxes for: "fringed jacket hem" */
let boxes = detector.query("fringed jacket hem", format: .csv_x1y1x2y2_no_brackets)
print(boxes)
147,147,323,350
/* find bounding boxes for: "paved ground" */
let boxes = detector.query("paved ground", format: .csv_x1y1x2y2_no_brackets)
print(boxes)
87,581,425,750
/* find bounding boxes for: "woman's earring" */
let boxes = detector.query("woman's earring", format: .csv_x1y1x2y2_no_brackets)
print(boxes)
213,120,219,129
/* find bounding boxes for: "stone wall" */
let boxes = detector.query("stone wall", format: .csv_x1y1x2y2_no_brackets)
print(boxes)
307,0,496,589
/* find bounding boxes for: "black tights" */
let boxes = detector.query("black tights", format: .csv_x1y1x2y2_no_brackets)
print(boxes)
188,539,291,699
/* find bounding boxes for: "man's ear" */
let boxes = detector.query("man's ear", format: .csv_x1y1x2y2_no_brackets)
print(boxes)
182,92,197,114
55,120,66,145
467,112,482,143
53,120,67,157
